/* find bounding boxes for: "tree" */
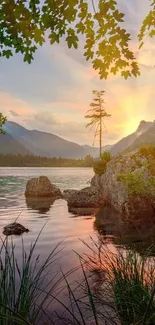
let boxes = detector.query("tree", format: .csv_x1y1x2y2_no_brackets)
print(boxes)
85,90,111,158
0,113,7,134
1,0,155,80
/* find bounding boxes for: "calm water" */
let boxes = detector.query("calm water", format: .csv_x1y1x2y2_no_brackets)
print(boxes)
0,167,100,257
0,167,154,322
0,167,111,321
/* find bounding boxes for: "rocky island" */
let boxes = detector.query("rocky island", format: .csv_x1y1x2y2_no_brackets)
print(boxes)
63,145,155,221
91,145,155,222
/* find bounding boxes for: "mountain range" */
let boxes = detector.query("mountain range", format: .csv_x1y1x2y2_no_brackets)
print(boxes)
110,120,155,155
0,120,155,158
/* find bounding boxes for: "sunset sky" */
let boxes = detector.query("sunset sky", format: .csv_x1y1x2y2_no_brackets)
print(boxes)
0,0,154,146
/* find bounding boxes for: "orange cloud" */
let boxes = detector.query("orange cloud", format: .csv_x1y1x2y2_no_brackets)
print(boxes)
0,91,35,117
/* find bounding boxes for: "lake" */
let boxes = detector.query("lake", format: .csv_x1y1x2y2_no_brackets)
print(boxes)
0,167,109,322
0,167,154,323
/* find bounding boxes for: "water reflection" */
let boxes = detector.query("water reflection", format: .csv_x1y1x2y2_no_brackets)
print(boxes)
94,206,155,256
68,206,99,216
26,197,55,214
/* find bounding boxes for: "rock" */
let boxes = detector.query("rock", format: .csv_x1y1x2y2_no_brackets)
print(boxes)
63,189,78,201
123,196,155,223
3,223,29,236
67,186,105,209
91,149,155,221
25,176,62,198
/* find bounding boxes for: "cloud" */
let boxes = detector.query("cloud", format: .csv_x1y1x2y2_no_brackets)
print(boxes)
28,110,121,145
9,110,20,117
0,0,154,146
0,91,36,129
137,48,155,68
34,111,61,126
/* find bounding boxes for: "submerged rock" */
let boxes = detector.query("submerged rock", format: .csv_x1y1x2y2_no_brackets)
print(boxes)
68,206,99,216
67,186,105,209
25,176,62,198
3,223,29,236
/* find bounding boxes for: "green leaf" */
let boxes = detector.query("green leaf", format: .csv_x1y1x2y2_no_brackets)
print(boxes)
76,21,85,34
24,52,33,64
139,41,144,49
2,50,13,59
49,32,60,45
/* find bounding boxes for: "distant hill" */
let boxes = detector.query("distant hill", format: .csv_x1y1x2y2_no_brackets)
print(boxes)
82,144,113,157
3,121,88,159
1,120,154,159
110,120,155,155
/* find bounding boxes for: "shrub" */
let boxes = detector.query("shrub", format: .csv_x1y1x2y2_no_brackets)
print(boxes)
147,160,155,176
100,151,112,163
93,151,112,176
117,171,146,196
138,145,155,159
117,171,155,197
93,160,107,176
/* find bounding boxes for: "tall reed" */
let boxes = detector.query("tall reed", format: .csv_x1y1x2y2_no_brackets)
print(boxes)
0,232,64,325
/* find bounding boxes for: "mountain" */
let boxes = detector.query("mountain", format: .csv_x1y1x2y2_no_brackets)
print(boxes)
110,120,155,155
127,122,155,152
1,120,154,159
0,133,31,155
82,144,113,157
3,121,89,159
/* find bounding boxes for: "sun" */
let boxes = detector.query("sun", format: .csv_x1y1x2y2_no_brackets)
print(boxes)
124,118,142,136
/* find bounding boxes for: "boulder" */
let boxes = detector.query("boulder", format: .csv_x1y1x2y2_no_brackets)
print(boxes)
3,223,29,236
25,176,62,198
91,149,155,221
63,189,78,201
67,186,105,209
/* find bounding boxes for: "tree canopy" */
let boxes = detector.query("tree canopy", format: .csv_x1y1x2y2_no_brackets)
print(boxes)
0,0,154,79
0,113,7,134
85,90,111,157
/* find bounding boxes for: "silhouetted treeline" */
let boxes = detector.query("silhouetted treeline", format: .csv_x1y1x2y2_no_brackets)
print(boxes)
0,154,94,167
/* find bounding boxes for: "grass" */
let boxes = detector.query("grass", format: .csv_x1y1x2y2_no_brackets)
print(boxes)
0,229,65,325
111,251,155,325
78,239,155,325
0,232,155,325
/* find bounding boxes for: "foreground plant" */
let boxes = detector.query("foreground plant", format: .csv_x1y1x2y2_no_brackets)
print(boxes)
0,231,64,325
1,231,155,325
76,239,155,325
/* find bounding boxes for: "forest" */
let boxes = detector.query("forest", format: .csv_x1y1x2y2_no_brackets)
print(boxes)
0,154,94,167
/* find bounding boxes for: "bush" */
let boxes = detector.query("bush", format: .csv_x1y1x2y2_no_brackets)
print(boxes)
147,160,155,176
100,151,112,163
138,145,155,159
117,171,155,197
93,151,112,176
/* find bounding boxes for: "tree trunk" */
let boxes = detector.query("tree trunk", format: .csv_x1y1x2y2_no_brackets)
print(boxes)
99,99,102,158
